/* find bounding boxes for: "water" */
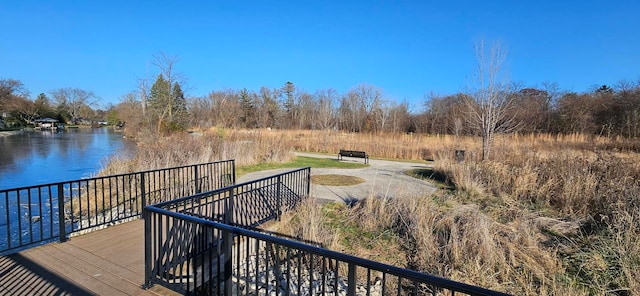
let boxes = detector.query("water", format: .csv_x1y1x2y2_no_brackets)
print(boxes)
0,128,130,253
0,128,129,189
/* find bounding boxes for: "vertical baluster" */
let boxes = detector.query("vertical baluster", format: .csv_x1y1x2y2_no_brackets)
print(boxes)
5,191,12,249
17,190,22,246
47,186,53,240
27,188,33,244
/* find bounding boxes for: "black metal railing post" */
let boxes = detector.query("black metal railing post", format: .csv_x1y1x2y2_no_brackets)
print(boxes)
223,186,234,295
276,175,282,221
222,227,233,295
348,262,357,296
194,165,200,194
140,173,147,209
57,184,67,242
143,208,153,289
232,160,236,184
306,169,311,196
225,187,234,225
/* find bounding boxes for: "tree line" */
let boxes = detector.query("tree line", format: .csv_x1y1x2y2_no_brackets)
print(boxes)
0,79,101,128
4,77,640,138
3,48,639,144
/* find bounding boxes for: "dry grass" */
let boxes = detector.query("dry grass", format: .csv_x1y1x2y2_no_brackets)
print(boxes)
101,128,640,295
269,130,640,295
100,129,295,175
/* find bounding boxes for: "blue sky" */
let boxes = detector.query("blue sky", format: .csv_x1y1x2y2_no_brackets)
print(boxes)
1,1,638,110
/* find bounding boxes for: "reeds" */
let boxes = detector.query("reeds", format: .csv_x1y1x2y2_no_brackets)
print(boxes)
100,128,640,294
271,130,640,295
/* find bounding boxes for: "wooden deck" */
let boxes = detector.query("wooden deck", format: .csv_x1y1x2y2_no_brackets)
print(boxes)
0,219,178,296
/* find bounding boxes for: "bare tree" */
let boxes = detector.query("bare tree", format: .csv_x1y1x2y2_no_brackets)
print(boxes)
374,99,394,133
51,88,98,124
314,88,338,130
463,40,517,160
0,79,29,114
209,89,240,128
256,86,280,128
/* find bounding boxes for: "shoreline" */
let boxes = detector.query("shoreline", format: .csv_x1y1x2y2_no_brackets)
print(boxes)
0,130,23,137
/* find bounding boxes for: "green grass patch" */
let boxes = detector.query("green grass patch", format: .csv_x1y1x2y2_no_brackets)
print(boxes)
405,168,454,190
237,156,367,176
311,174,365,186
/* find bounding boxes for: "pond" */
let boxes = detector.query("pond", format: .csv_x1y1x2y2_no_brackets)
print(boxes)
0,128,130,189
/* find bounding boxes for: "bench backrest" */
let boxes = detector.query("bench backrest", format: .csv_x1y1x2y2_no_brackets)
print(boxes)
340,150,367,158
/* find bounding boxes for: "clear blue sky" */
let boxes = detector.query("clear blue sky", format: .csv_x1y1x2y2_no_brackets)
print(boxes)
1,1,638,110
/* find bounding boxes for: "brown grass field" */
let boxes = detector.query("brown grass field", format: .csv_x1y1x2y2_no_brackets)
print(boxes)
102,128,640,295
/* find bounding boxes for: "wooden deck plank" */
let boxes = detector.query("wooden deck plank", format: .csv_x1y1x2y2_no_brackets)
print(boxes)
67,220,146,274
51,242,143,288
1,252,96,295
0,219,173,296
25,246,133,296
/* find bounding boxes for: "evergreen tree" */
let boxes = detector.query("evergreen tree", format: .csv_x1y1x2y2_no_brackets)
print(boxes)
171,82,188,128
148,74,171,118
238,88,256,128
281,81,296,128
147,74,189,131
34,93,56,118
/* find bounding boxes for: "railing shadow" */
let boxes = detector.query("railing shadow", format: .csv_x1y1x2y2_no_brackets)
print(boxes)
0,253,94,296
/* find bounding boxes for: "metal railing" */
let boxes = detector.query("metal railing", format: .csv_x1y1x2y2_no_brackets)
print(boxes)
0,160,235,255
143,167,509,296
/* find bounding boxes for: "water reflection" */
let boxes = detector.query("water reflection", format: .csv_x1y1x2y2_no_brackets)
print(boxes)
0,129,130,189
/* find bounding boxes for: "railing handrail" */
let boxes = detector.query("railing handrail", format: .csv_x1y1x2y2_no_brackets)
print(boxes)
150,166,310,209
0,159,236,192
1,159,236,255
144,205,510,296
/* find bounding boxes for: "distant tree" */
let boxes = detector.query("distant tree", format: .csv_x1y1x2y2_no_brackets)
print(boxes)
238,88,257,128
187,96,213,128
115,92,144,135
34,93,56,118
256,86,280,128
0,79,28,100
50,88,97,124
511,88,551,133
554,93,596,134
424,93,467,135
595,84,614,94
389,100,411,133
344,84,382,132
314,88,338,130
7,96,38,125
0,79,29,118
148,74,170,130
171,82,188,127
208,89,240,128
297,91,314,129
281,81,296,128
338,91,362,132
144,52,190,132
463,40,517,160
146,74,188,131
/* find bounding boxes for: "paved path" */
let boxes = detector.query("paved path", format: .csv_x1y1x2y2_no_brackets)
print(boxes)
238,152,437,203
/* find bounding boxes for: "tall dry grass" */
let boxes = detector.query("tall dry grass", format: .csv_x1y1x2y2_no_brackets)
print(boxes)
100,129,294,175
269,130,640,295
101,128,639,294
429,136,640,294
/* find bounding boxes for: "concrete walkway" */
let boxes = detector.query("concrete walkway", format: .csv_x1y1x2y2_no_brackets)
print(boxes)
238,152,437,203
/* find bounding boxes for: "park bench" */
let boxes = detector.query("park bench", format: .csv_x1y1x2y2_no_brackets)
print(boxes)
338,149,369,164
